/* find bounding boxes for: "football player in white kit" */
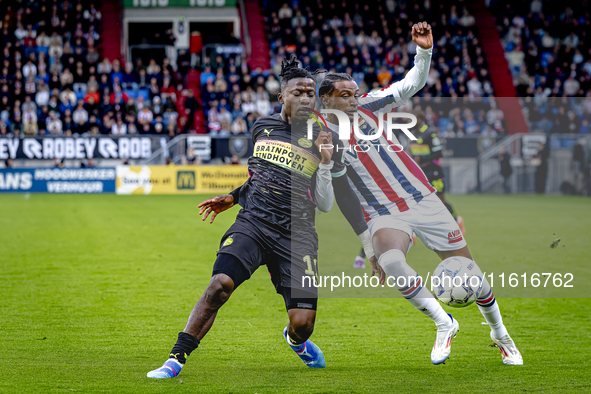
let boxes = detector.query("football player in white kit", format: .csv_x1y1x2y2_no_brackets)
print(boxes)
318,22,522,366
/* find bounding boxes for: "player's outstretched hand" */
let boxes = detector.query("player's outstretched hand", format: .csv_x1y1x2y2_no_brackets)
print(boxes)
315,130,333,165
412,22,433,50
198,194,234,224
370,256,386,285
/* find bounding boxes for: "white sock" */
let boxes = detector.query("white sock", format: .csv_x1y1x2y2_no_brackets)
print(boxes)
379,249,451,328
409,289,453,328
476,280,508,338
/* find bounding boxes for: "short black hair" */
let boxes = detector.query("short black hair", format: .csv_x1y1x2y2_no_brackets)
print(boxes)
318,72,355,97
279,54,318,92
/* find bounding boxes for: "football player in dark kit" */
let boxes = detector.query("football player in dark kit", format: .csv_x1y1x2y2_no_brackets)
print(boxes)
147,56,372,378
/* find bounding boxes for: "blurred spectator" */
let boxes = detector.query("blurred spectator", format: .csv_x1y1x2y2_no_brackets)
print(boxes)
23,107,38,136
140,122,153,134
166,121,178,136
231,116,247,134
498,147,513,193
218,106,233,127
564,73,581,97
533,142,550,194
219,118,230,136
186,147,197,164
573,141,586,194
138,106,154,125
46,111,63,135
241,96,255,116
73,100,89,124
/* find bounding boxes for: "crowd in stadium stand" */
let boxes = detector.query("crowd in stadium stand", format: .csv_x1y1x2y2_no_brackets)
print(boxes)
199,55,282,136
266,1,491,96
260,0,510,136
490,0,591,134
0,0,207,138
491,0,590,98
1,0,589,141
1,0,105,136
0,0,279,139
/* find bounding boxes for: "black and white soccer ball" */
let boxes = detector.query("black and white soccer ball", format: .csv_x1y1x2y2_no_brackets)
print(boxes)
431,256,484,308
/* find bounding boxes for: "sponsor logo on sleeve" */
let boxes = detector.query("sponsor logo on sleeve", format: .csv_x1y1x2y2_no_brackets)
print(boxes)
448,230,463,244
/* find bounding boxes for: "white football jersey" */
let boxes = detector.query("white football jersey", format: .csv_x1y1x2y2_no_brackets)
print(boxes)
328,47,436,221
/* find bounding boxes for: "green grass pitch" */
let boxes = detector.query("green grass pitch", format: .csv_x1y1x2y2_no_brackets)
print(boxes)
1,194,590,393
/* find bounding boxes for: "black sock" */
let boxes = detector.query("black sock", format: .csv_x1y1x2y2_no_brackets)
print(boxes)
169,332,200,364
358,248,366,258
443,201,457,220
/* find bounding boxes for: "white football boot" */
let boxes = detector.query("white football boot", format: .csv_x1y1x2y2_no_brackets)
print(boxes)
431,314,459,365
491,331,523,365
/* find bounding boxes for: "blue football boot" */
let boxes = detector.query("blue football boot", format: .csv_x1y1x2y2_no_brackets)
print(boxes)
283,327,326,368
146,358,183,378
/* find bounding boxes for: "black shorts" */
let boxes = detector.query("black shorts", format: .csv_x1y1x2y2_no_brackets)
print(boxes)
422,162,446,193
212,230,318,310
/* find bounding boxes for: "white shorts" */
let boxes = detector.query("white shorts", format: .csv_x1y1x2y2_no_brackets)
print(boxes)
367,193,467,252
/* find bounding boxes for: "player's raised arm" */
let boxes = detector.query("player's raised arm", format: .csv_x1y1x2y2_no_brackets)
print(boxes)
360,21,433,113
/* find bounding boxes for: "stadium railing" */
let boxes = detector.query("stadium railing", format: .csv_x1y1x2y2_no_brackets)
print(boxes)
140,133,253,165
473,134,591,195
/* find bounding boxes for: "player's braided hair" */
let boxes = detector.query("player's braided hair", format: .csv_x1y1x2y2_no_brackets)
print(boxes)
279,54,325,92
318,73,355,97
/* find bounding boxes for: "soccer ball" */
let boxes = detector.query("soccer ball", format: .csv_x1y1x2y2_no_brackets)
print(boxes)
431,256,484,308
